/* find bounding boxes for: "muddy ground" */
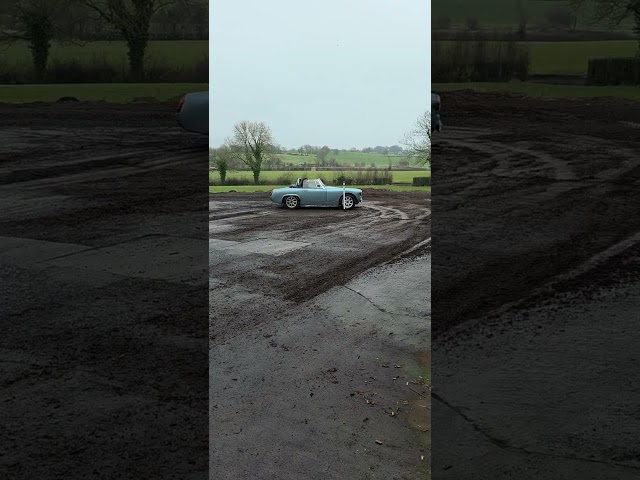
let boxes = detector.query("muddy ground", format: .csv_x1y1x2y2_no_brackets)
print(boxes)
210,190,430,343
433,92,640,335
0,102,209,479
433,92,640,478
209,191,431,479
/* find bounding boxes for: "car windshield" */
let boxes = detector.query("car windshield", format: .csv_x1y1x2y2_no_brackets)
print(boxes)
302,178,325,188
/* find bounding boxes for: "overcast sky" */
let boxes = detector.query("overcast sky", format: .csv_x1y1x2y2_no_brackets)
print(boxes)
209,0,430,149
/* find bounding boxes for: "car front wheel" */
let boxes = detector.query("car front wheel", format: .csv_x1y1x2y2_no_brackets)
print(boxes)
284,196,300,209
340,194,356,210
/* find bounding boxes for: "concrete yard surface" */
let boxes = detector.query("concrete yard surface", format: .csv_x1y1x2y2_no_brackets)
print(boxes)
211,253,431,480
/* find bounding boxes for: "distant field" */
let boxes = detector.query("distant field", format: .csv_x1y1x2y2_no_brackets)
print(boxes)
209,185,431,193
434,40,637,75
0,40,208,66
432,0,633,30
529,41,637,75
433,82,640,101
209,170,431,185
275,151,412,167
0,83,207,103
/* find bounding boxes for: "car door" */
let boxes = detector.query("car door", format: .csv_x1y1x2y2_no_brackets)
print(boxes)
300,179,327,205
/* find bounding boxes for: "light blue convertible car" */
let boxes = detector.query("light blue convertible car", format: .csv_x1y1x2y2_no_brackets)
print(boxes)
270,178,363,210
176,91,208,134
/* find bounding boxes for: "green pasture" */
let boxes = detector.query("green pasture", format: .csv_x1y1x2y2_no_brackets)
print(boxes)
432,0,633,30
209,185,431,194
209,170,431,185
0,83,207,103
530,41,637,75
434,40,638,75
433,82,640,101
0,40,208,66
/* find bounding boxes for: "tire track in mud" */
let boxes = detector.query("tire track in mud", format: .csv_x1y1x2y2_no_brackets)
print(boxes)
0,135,207,242
208,199,426,238
209,192,431,316
440,127,576,181
433,94,640,335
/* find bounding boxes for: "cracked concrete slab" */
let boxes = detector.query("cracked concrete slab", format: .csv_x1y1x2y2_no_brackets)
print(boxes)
0,235,91,265
347,255,431,320
432,391,640,479
210,253,430,480
42,234,208,285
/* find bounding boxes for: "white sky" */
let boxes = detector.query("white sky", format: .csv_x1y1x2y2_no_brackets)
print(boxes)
209,0,430,149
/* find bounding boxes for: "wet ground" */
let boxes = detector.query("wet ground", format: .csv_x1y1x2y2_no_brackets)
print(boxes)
209,191,431,479
0,102,208,479
432,92,640,478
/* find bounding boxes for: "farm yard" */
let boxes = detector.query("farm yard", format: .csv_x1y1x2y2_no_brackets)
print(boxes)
209,188,431,479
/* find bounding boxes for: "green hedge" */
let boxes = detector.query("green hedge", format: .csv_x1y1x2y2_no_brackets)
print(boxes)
433,39,529,82
412,177,431,187
587,57,640,85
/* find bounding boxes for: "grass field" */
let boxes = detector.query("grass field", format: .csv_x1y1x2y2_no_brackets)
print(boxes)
432,0,633,30
433,82,640,100
0,40,207,84
0,83,207,103
529,41,637,75
209,170,431,185
434,40,638,76
0,40,208,66
209,185,431,193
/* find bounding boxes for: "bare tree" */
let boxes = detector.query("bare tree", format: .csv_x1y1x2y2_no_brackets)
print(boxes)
226,121,276,185
155,0,206,39
570,0,640,51
0,0,73,81
401,111,431,168
77,0,173,80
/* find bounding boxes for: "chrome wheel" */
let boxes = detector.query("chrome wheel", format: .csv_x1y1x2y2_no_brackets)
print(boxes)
342,194,355,209
284,196,299,209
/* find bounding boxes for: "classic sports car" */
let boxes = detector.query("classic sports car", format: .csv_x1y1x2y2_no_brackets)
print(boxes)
176,91,208,134
270,178,363,210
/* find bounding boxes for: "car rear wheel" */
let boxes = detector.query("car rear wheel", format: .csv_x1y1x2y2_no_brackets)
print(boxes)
340,194,356,210
284,196,300,209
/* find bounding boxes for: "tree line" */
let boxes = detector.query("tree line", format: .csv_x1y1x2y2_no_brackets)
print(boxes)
210,113,432,185
283,144,406,157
